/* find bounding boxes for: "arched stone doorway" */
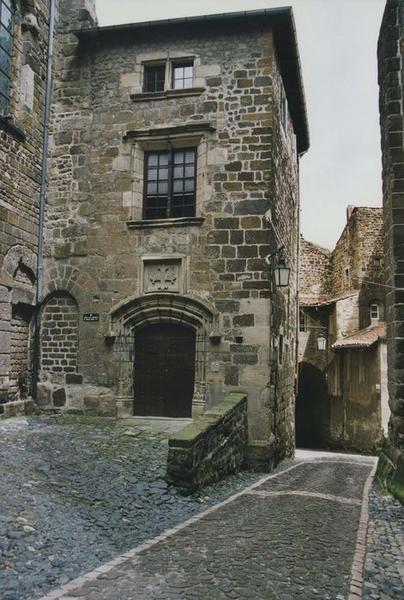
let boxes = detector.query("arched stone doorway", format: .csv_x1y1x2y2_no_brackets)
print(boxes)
109,293,217,418
296,361,328,448
134,322,196,417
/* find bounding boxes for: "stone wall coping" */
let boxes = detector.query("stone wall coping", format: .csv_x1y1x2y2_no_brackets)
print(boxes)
130,88,205,102
168,393,247,448
127,217,205,230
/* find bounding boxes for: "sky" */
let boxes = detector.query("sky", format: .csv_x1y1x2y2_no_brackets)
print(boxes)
96,0,386,250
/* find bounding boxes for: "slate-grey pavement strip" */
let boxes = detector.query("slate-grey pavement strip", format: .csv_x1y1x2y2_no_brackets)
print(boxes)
39,457,377,600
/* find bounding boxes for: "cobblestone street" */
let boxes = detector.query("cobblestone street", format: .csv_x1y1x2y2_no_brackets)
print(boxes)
0,418,403,599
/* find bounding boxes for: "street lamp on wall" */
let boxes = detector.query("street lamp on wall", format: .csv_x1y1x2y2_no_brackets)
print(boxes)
266,246,291,288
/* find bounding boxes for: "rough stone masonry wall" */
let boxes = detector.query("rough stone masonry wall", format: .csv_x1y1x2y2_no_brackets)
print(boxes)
166,393,248,491
0,0,51,409
43,6,300,464
377,0,404,502
299,238,331,300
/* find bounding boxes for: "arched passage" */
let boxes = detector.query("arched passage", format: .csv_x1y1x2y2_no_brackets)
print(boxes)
296,361,328,448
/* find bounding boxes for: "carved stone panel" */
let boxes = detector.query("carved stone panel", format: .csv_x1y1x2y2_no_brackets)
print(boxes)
144,260,182,293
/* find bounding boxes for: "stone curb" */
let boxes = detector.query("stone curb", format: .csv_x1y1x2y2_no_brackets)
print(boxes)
348,461,378,600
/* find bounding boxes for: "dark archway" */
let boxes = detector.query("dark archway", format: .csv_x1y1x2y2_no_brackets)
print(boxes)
134,322,196,418
296,362,329,448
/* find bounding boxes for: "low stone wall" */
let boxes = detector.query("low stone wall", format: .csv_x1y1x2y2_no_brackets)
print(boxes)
166,392,248,491
36,380,116,416
0,399,35,419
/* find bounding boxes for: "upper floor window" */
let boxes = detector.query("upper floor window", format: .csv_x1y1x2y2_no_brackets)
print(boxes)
370,302,380,323
172,62,193,89
0,0,14,116
143,64,165,93
144,147,197,220
143,59,194,93
299,309,307,332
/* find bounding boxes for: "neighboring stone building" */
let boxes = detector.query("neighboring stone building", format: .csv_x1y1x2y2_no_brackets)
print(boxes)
0,0,51,417
30,1,309,468
298,207,388,452
377,0,404,502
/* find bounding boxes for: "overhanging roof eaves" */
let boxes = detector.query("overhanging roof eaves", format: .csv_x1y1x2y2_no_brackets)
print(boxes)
74,7,309,154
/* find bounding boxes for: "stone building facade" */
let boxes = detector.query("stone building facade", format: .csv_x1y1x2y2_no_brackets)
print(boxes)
0,0,51,417
377,0,404,501
298,207,388,452
31,1,309,467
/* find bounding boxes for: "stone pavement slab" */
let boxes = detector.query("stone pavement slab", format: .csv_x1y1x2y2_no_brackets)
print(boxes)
40,456,377,600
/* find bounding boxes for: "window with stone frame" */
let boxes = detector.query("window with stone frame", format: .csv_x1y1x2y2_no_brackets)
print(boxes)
172,61,193,89
143,147,197,219
0,0,15,116
369,302,380,322
143,63,165,93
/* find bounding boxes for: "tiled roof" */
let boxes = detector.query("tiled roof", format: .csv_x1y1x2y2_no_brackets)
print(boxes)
332,323,386,350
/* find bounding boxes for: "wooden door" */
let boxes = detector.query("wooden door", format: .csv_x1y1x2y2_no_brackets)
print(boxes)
134,323,195,417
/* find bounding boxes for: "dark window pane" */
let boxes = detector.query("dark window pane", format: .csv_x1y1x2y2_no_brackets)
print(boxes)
174,166,183,178
147,182,157,195
0,25,12,54
174,151,184,164
159,153,168,165
0,91,8,114
185,165,194,177
144,64,165,93
173,180,183,193
184,179,194,192
148,154,158,166
148,168,158,180
1,4,12,30
158,182,168,194
0,48,10,73
0,69,10,98
159,168,168,180
185,150,195,163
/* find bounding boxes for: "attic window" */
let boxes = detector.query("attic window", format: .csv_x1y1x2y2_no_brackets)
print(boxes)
172,62,193,89
143,64,165,93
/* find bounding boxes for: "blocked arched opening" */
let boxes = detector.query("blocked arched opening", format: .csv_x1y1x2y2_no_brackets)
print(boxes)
40,291,79,382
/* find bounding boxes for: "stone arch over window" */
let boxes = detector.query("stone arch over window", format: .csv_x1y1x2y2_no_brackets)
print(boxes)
109,292,217,417
40,291,79,383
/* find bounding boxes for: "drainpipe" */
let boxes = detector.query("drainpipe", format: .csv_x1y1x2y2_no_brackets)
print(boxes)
32,0,56,397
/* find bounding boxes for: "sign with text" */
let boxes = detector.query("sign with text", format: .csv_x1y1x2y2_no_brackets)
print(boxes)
83,313,100,322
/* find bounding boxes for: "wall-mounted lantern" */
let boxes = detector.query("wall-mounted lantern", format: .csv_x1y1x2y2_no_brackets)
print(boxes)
317,335,327,351
266,245,291,288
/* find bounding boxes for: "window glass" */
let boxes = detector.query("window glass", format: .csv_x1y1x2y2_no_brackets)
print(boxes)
370,303,379,321
0,0,14,115
172,62,193,89
144,64,165,93
144,148,197,220
299,309,307,332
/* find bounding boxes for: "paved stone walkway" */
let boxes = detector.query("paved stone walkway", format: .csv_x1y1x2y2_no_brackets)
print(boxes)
0,416,262,600
39,452,378,600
